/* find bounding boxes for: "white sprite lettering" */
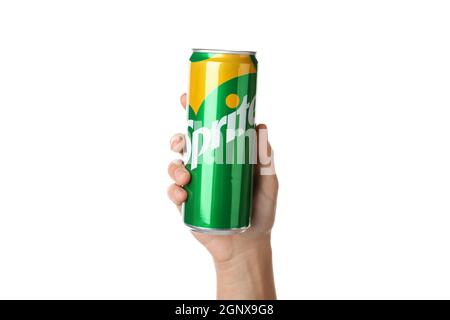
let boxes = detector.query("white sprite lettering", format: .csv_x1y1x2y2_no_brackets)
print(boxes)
186,95,257,170
191,125,211,170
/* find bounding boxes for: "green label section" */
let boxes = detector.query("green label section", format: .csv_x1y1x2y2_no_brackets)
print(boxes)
190,52,216,62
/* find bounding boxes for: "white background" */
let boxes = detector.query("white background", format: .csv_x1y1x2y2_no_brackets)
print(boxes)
0,1,449,299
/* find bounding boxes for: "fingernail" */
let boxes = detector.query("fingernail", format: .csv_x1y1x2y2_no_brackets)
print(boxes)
175,167,188,181
170,135,182,149
258,124,267,130
175,187,185,200
172,159,183,165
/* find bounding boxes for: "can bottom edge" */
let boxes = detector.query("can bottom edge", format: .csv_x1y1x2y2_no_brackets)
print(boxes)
185,223,250,235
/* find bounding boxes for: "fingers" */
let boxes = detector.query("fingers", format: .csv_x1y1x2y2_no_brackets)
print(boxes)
180,93,186,109
168,159,190,186
170,133,186,154
256,123,271,155
256,123,276,176
256,123,273,164
167,183,187,206
167,159,190,211
168,93,187,212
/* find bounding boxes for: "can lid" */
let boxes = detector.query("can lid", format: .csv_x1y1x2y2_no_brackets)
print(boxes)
192,48,256,55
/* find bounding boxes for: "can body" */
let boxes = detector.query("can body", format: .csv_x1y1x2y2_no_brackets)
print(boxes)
183,49,258,234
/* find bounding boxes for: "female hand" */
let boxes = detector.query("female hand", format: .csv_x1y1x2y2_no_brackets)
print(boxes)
167,93,278,299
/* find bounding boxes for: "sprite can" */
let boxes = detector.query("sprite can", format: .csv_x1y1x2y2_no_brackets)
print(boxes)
183,49,258,234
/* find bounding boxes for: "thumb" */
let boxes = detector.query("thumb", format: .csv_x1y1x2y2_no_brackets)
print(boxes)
254,124,278,200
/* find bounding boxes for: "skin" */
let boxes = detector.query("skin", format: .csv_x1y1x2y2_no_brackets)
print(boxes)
167,93,278,299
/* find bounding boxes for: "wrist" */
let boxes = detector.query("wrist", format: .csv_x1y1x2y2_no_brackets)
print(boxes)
213,235,271,266
214,238,276,300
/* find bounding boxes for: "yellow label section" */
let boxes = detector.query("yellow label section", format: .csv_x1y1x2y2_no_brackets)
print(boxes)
189,54,256,114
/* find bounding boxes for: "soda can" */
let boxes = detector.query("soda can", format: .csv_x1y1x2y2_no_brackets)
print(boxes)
183,49,258,235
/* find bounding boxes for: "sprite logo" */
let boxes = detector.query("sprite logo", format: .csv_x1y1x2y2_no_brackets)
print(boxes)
185,94,256,170
185,58,274,175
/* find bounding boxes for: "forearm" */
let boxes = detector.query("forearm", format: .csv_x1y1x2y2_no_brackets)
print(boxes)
214,240,276,300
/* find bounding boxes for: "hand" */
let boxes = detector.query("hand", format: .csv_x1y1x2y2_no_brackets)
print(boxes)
167,93,278,299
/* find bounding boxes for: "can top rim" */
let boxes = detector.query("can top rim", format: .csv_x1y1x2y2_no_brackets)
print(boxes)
192,48,256,55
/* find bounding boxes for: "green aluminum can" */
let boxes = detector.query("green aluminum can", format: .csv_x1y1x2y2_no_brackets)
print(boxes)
183,49,258,234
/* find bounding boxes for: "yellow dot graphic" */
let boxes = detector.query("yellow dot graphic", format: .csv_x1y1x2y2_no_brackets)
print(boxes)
225,94,240,109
